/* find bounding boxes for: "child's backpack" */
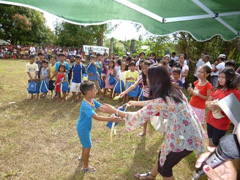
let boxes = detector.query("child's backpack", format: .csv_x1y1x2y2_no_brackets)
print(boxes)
86,62,96,74
40,80,49,94
113,80,124,93
27,81,39,94
60,78,69,92
109,74,116,86
128,83,140,97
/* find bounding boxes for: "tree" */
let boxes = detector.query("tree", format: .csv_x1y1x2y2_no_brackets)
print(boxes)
54,22,107,47
0,4,53,45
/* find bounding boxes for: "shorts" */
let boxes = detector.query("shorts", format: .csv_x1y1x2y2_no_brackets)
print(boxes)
158,149,193,177
70,82,81,92
91,80,100,90
126,81,134,89
101,73,106,77
78,132,92,148
190,105,205,124
49,80,55,91
207,123,227,146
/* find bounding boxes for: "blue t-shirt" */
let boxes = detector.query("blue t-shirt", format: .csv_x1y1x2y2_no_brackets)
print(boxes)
55,61,69,72
87,62,98,81
71,63,86,83
76,99,102,134
172,79,183,88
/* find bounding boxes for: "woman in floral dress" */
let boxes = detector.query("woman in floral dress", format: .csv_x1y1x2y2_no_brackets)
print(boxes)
100,65,205,180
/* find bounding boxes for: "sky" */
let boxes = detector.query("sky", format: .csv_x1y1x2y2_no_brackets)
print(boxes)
43,12,149,41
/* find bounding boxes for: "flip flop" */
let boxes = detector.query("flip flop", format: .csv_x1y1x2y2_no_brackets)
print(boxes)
81,166,97,173
134,172,156,179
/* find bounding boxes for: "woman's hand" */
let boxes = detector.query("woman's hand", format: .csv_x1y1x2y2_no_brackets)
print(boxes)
208,102,220,111
119,92,125,98
195,147,237,180
99,104,117,114
111,116,123,123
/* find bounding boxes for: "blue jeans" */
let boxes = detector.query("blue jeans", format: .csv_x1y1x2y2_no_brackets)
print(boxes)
212,76,218,88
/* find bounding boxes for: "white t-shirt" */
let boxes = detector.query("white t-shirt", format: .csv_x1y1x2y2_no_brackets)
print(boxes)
211,64,218,76
216,62,225,75
171,56,178,61
194,59,204,77
26,62,39,79
181,64,189,84
205,61,212,68
30,46,35,55
117,70,126,85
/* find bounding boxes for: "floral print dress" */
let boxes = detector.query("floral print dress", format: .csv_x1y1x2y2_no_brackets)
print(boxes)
125,93,206,167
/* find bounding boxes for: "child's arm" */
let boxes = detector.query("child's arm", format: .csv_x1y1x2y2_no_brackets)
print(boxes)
128,100,146,107
193,89,211,100
40,70,43,80
47,68,50,79
61,74,67,83
92,114,122,123
50,70,56,80
34,70,38,80
91,60,100,69
27,72,33,81
112,69,116,77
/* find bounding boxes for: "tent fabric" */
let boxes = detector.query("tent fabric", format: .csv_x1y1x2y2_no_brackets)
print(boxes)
0,0,239,41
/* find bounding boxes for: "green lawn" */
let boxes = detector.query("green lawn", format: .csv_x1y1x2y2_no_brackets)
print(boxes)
0,60,208,180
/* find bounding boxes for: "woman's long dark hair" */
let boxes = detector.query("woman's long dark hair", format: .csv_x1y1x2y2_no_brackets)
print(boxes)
215,67,238,90
148,65,183,103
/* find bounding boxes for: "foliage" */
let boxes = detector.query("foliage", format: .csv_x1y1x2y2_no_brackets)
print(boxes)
0,4,53,45
54,22,107,47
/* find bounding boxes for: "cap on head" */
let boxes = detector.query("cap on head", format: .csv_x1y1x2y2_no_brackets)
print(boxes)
218,54,226,59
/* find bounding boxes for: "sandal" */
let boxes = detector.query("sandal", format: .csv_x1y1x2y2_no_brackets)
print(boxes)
81,166,97,173
137,132,146,137
134,172,156,180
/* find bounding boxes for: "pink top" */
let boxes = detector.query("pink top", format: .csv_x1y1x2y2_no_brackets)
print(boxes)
105,68,114,89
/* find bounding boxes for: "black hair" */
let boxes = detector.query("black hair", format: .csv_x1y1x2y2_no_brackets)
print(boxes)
199,64,212,83
148,65,183,103
58,64,66,72
215,67,238,90
156,58,161,63
225,60,236,69
109,60,115,69
80,81,95,95
139,51,145,56
172,68,181,75
172,52,176,55
129,61,136,67
213,59,219,63
134,55,138,58
138,59,145,70
29,55,35,59
116,59,122,66
142,60,152,86
42,60,48,64
204,55,210,61
38,52,43,56
90,55,96,59
126,57,132,62
96,53,102,58
121,62,128,71
122,55,127,59
50,55,56,60
202,51,208,55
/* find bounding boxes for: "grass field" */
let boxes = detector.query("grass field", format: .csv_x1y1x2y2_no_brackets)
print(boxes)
0,60,210,180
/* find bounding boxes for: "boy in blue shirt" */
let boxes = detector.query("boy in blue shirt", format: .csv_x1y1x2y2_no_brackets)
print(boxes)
171,68,183,89
70,55,86,101
55,53,69,78
77,81,122,172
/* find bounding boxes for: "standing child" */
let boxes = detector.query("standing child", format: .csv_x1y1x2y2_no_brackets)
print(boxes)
206,67,240,147
188,65,213,128
125,61,139,102
70,55,86,102
171,68,183,89
77,81,122,172
55,64,67,103
104,60,116,99
49,56,56,98
40,60,50,98
26,55,39,99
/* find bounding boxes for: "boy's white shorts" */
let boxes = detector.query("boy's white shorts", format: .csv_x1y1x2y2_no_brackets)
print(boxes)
70,82,81,92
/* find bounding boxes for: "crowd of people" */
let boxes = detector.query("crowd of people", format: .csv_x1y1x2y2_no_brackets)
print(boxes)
24,50,240,179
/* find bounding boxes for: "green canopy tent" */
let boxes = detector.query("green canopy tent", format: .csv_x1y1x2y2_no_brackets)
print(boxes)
0,0,239,41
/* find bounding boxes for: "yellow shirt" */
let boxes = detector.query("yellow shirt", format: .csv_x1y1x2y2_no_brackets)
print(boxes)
49,64,56,81
125,70,139,83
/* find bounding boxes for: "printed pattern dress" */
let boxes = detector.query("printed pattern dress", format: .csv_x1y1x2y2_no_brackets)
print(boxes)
125,93,206,166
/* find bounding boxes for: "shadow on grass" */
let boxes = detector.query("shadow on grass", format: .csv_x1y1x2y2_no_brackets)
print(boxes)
67,161,85,180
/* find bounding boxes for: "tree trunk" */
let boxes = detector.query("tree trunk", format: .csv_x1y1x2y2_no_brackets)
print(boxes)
130,39,135,55
109,37,114,56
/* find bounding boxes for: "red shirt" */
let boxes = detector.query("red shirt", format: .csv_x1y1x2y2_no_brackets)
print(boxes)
207,89,240,130
190,80,213,109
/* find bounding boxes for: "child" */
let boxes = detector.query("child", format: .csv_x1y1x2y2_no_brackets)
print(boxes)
49,56,56,98
125,61,139,102
40,60,50,98
188,65,212,128
206,67,240,147
117,62,128,87
70,55,86,102
87,55,103,99
101,53,109,82
77,81,122,172
171,68,183,89
115,59,121,74
55,64,67,103
26,55,39,99
120,60,151,136
104,60,116,99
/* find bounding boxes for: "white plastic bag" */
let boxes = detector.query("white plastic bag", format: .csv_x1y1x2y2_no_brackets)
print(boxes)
150,115,169,133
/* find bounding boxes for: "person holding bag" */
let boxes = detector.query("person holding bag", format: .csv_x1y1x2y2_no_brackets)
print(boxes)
100,65,205,180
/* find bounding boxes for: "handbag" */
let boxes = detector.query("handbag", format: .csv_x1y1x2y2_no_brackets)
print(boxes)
109,74,116,85
40,80,49,93
128,84,140,97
